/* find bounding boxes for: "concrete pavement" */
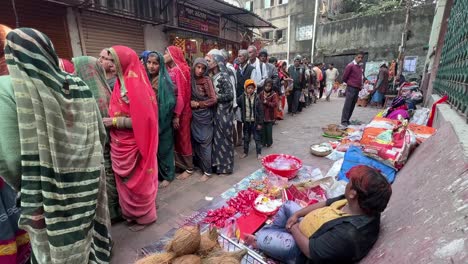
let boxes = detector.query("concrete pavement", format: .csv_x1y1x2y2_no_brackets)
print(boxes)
110,96,380,264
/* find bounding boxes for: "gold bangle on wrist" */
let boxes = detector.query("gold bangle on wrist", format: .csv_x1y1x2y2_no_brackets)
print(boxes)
112,117,118,127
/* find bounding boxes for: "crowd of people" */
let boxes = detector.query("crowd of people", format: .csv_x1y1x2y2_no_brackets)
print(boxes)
0,24,381,264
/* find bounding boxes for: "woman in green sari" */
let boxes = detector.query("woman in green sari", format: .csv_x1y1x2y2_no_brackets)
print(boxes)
142,51,176,188
4,28,111,264
73,56,121,221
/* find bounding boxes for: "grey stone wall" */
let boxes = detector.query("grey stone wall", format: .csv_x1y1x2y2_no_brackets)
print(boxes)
315,4,435,79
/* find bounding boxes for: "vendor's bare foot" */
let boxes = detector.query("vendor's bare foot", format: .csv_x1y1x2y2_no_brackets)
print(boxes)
244,234,258,248
176,171,192,180
257,154,263,160
240,153,248,159
160,180,171,188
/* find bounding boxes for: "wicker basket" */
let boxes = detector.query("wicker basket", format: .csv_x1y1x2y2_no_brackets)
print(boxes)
321,128,345,137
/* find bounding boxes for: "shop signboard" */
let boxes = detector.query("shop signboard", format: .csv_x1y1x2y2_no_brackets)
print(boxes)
178,4,220,36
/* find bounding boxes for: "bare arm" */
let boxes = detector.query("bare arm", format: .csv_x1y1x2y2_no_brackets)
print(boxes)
290,223,311,258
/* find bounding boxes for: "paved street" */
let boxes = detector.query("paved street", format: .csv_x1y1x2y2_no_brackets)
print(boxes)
110,96,380,264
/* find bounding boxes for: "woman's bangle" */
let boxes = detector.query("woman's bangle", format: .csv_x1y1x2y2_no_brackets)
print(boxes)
112,117,118,127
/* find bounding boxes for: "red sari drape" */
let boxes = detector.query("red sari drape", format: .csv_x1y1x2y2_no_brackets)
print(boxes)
167,46,193,160
108,46,159,225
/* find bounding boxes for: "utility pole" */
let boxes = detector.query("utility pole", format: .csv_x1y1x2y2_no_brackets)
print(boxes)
311,0,319,63
395,0,412,89
287,14,291,63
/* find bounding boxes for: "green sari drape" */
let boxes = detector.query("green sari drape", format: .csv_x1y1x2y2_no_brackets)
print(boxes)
5,28,111,264
73,56,121,221
143,51,176,181
0,76,21,191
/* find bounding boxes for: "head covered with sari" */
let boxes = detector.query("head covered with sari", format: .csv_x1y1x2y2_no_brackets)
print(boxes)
206,51,228,73
4,27,111,263
108,45,159,224
72,56,112,117
142,50,176,124
166,46,190,83
192,57,209,75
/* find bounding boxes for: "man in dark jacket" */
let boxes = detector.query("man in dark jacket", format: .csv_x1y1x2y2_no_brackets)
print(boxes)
235,49,255,146
237,79,264,160
288,55,306,115
341,52,365,127
258,49,280,95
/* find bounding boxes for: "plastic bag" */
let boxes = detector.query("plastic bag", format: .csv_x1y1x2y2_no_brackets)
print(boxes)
326,158,344,178
325,150,345,161
324,180,347,199
410,108,430,125
268,156,300,170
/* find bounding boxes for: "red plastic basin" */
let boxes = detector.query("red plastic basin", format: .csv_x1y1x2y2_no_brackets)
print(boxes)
262,154,303,180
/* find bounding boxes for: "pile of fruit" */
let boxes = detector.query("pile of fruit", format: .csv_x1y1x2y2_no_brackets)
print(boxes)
135,225,247,264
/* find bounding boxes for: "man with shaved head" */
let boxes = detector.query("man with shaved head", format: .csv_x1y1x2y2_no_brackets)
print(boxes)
248,45,267,93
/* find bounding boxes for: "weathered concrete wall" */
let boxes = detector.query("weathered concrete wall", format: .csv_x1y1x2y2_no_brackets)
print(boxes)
251,0,318,62
361,97,468,263
315,4,435,78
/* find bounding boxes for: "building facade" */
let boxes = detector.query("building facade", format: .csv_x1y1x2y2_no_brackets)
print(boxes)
244,0,434,81
1,0,273,62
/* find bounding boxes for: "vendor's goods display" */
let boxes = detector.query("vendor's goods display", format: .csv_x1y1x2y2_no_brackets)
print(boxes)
203,189,259,228
322,124,346,138
338,146,397,183
198,228,221,256
253,194,282,215
262,154,302,179
172,255,201,264
310,143,333,157
202,249,248,264
165,225,202,256
135,252,176,264
136,225,248,264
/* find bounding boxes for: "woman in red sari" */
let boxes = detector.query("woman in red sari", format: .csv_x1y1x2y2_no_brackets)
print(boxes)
164,46,194,180
105,46,159,231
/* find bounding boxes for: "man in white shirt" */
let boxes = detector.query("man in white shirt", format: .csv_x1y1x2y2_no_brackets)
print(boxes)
325,63,339,101
247,45,268,93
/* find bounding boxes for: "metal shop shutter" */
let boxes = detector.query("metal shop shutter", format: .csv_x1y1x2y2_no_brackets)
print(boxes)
80,11,145,57
0,0,73,59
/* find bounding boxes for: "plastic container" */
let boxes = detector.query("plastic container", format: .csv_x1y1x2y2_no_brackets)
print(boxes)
262,154,303,179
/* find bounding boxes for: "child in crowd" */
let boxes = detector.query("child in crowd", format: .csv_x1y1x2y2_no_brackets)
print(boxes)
259,79,278,148
237,79,264,160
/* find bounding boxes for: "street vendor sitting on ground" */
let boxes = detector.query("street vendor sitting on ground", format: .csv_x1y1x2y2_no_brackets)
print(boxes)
245,165,392,264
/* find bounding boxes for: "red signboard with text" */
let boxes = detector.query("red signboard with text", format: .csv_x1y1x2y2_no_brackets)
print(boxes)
178,4,220,36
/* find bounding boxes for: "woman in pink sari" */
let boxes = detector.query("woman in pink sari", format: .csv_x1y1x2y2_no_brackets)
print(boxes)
164,46,193,180
105,46,159,231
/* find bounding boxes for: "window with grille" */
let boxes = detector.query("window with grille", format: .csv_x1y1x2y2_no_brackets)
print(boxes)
278,0,288,5
264,0,274,8
296,25,313,41
263,31,272,39
403,56,418,73
276,29,287,42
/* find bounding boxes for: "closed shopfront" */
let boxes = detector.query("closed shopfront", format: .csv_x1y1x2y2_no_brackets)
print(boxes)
0,0,73,58
79,11,145,57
